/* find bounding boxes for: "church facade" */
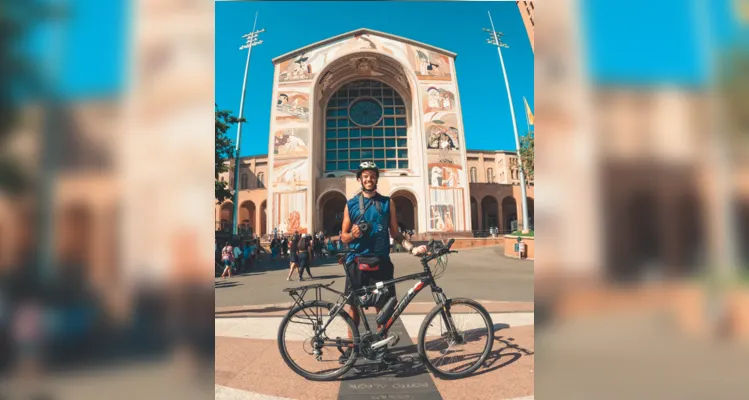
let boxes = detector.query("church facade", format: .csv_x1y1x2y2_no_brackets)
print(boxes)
217,28,534,237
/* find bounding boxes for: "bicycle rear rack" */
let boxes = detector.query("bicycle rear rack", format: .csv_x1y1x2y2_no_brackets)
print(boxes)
283,281,337,309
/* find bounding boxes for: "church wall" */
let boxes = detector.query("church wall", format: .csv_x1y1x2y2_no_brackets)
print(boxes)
267,31,470,234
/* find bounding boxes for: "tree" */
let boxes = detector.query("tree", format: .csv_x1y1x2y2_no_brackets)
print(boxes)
519,130,534,183
215,104,244,204
1,2,65,194
719,48,749,155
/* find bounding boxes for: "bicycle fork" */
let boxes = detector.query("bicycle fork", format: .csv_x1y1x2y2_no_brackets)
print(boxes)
436,294,462,343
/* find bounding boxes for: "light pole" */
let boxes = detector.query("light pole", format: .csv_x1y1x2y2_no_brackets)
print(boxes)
231,12,264,238
692,0,738,278
40,4,68,280
484,11,530,233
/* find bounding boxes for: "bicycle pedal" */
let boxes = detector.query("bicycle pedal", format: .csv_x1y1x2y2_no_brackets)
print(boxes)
388,333,400,347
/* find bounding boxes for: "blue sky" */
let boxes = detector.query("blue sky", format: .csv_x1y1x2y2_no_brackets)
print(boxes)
23,0,127,98
581,0,747,86
215,1,535,156
27,0,747,153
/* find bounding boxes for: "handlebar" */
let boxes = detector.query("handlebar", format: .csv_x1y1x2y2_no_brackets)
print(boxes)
420,238,458,262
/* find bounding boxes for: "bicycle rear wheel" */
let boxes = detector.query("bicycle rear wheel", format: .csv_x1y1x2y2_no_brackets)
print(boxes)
277,300,358,381
417,298,494,379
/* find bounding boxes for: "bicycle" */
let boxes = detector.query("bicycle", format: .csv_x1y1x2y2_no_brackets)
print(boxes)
277,238,494,381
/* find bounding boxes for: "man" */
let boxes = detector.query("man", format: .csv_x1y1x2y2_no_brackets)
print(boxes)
233,242,243,274
339,161,427,361
297,233,313,281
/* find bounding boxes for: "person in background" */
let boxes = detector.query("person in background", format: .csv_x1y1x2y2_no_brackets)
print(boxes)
327,237,334,254
297,233,314,281
270,237,278,259
233,242,243,273
220,241,234,279
252,239,261,264
281,236,289,260
244,242,252,270
287,233,300,281
314,235,323,258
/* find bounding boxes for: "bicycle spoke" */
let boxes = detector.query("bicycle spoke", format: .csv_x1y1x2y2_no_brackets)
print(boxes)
421,302,492,376
281,303,355,378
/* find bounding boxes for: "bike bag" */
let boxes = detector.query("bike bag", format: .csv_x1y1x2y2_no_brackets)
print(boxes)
359,286,391,308
355,255,381,272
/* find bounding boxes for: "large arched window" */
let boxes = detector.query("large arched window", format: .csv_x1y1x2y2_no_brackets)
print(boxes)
325,80,408,172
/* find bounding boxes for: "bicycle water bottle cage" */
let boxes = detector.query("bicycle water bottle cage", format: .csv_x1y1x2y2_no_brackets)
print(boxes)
355,256,381,272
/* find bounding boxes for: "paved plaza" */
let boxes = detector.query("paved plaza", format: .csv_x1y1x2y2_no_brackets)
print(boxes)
216,246,533,308
215,246,534,400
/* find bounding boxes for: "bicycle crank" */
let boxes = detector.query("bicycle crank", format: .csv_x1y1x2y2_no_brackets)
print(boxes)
370,333,399,350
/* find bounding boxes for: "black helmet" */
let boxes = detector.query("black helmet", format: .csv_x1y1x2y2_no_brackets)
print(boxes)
356,161,379,180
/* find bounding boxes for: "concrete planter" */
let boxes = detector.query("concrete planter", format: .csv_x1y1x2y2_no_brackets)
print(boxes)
724,289,749,341
503,235,534,260
448,237,504,249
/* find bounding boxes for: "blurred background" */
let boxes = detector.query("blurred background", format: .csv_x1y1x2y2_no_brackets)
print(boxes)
0,0,214,399
535,0,749,398
0,0,748,399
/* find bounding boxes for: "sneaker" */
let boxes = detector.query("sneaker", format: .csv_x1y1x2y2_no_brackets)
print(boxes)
338,348,352,364
381,353,398,365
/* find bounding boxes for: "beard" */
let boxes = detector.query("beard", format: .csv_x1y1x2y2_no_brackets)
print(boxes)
361,182,377,193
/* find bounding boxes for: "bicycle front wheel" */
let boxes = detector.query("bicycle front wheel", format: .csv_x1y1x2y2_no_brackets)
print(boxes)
417,298,494,379
277,300,358,381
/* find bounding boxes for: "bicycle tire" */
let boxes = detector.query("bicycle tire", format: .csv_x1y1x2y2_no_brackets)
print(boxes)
417,298,494,379
277,300,359,381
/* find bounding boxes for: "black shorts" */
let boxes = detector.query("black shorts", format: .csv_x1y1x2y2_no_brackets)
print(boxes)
344,258,396,308
290,253,299,263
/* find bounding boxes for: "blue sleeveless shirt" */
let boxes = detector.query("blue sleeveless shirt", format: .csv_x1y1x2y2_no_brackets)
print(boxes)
346,193,391,264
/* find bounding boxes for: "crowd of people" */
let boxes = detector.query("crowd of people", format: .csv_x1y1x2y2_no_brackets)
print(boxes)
218,238,261,279
215,221,420,280
216,230,353,280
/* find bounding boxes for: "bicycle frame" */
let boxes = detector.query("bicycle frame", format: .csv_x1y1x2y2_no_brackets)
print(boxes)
313,254,452,342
